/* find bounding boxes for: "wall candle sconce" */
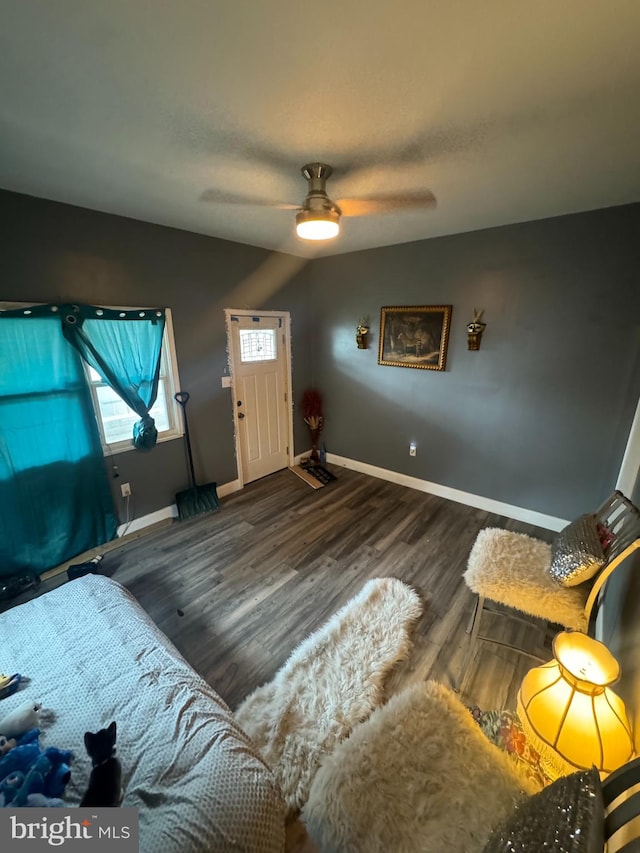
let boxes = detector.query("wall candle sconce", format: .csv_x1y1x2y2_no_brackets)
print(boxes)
467,309,486,350
356,317,370,349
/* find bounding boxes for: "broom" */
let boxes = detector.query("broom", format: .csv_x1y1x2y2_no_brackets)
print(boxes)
174,391,220,521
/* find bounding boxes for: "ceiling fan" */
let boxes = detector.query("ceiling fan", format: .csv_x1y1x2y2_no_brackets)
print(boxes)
201,163,437,241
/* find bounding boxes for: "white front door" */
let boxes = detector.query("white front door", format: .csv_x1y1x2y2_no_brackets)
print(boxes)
226,310,292,485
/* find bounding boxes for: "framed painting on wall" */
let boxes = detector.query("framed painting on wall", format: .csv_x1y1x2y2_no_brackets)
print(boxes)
378,305,452,371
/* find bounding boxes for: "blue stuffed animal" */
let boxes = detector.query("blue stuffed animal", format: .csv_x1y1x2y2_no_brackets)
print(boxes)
0,729,41,780
41,747,73,798
0,730,73,808
12,755,50,806
0,771,24,804
0,772,65,808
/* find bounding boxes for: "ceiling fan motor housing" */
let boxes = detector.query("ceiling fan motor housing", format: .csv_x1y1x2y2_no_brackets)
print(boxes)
296,162,341,238
300,163,342,216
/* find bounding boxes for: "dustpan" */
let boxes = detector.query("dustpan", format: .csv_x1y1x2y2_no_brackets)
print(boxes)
174,391,220,521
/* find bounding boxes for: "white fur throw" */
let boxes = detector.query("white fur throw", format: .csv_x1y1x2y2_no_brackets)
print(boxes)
464,527,588,630
235,577,423,815
302,681,537,853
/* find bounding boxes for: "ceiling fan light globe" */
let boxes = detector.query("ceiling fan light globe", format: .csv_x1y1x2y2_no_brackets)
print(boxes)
295,210,340,240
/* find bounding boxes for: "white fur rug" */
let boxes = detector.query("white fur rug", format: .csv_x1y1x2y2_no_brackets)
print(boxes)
302,680,536,853
464,527,587,630
234,577,423,815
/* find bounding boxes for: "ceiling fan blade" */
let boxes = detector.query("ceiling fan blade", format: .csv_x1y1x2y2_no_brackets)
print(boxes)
337,191,437,217
200,188,298,209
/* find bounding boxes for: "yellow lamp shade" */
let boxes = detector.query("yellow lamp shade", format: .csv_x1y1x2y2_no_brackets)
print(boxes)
517,631,633,779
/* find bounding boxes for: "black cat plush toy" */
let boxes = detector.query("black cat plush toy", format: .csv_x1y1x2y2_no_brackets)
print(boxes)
80,721,123,807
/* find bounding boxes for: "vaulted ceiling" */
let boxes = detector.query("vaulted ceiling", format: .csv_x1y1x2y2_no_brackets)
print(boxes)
1,1,639,258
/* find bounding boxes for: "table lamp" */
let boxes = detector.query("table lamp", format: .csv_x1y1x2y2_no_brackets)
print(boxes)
517,631,633,780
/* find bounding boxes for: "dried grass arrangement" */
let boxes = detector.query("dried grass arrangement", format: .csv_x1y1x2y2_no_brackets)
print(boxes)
302,388,324,461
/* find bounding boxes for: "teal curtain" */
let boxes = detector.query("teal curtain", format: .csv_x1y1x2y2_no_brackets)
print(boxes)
0,307,117,579
61,304,166,450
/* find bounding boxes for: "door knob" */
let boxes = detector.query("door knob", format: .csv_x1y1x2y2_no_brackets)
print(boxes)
238,412,245,419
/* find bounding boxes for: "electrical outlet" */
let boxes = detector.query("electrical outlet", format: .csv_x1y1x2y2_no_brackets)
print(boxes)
120,482,132,497
409,442,417,457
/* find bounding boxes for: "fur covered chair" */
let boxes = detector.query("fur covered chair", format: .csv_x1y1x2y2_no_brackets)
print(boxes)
459,490,640,689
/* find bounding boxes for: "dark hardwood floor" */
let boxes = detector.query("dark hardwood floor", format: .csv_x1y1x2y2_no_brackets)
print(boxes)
3,465,555,711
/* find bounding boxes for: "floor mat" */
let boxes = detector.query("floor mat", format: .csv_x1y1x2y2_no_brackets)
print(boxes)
289,463,337,489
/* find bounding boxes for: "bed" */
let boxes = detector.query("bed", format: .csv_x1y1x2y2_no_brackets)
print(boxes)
0,574,286,853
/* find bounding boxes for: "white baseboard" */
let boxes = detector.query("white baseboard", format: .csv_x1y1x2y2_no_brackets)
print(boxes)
117,505,177,537
217,479,241,498
117,462,567,537
117,478,240,536
326,453,568,531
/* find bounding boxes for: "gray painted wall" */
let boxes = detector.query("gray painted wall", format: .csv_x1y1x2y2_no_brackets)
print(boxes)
2,189,639,528
0,190,314,523
309,204,640,520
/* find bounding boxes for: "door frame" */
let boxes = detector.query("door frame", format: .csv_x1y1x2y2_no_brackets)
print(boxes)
224,308,294,488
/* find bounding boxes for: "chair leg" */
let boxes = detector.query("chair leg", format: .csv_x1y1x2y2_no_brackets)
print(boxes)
454,594,484,693
466,593,481,634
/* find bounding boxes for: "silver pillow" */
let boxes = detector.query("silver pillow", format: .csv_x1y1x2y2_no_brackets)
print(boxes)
482,767,604,853
548,513,605,588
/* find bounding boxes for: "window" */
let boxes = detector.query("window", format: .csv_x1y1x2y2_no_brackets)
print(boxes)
239,328,277,362
86,310,182,452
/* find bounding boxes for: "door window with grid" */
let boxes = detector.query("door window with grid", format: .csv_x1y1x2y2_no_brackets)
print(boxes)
238,328,277,363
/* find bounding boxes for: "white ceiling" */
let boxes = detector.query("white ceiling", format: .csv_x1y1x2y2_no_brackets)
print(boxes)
1,1,639,258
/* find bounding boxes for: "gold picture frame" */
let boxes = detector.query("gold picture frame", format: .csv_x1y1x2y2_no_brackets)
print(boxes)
378,305,452,371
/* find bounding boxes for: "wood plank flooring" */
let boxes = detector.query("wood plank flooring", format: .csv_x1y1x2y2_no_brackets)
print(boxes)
2,465,556,712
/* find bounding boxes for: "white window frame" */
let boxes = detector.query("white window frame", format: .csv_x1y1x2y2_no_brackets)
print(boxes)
0,302,183,454
85,307,183,454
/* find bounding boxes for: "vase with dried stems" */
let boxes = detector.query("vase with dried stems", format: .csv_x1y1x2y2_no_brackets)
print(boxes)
302,388,324,462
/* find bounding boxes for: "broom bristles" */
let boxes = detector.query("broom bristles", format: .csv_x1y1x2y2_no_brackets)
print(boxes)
176,483,220,520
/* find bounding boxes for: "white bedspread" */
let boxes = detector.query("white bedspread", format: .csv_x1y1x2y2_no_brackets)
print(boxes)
0,574,285,853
